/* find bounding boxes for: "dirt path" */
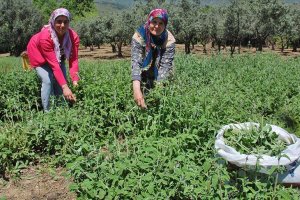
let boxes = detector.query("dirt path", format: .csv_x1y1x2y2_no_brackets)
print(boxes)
0,165,76,200
1,44,300,59
77,44,300,60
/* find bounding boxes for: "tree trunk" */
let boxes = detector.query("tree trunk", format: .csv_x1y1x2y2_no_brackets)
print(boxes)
117,42,123,57
292,41,298,52
280,36,284,52
111,44,116,53
221,42,226,52
281,43,284,53
185,42,191,54
202,43,207,54
230,45,235,56
211,41,215,48
257,38,263,51
271,43,275,50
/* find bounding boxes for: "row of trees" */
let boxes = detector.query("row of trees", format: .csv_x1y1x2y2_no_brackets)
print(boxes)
1,0,300,56
0,0,94,55
76,0,300,56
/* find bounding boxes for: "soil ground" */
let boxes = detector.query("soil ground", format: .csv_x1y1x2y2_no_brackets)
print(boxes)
77,43,300,60
1,43,300,200
1,43,300,59
0,166,76,200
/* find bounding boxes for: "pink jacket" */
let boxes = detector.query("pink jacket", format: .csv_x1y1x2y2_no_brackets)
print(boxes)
27,28,80,86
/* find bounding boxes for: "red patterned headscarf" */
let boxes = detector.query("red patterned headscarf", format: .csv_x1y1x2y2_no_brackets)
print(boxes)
143,8,168,52
146,8,168,27
137,8,169,77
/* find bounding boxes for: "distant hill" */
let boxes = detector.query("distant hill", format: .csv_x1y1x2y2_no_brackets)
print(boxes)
93,0,225,9
94,0,133,14
94,0,300,13
94,0,133,9
202,0,300,5
286,0,300,3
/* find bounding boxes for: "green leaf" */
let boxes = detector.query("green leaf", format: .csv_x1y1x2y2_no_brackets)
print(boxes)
69,183,79,191
98,189,106,199
81,179,93,191
203,160,212,173
211,174,219,188
277,190,292,200
147,182,155,194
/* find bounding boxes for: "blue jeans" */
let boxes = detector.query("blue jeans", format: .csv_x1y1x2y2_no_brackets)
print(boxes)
35,63,66,111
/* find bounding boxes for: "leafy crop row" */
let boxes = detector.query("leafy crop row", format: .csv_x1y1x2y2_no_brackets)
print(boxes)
1,54,300,199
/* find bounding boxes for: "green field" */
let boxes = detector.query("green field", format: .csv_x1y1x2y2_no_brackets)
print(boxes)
1,54,300,199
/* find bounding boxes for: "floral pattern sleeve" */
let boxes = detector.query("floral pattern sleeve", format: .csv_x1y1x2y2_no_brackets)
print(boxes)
156,43,175,81
131,38,144,81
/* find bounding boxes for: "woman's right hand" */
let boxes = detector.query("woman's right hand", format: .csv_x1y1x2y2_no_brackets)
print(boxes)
133,80,147,109
134,90,147,109
62,84,76,103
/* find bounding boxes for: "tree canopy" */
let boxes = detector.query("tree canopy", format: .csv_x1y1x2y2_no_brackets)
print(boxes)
33,0,95,22
0,0,43,55
2,0,300,55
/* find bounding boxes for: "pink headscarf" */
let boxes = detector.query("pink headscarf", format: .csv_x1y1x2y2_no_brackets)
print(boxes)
44,8,72,63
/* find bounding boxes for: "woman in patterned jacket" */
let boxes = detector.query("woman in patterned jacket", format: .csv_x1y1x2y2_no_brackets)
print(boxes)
131,8,176,109
27,8,79,112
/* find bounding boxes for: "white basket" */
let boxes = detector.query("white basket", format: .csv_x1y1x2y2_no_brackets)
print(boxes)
215,122,300,184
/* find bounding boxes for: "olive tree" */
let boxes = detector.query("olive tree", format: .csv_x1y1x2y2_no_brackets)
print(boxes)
208,6,226,53
194,11,211,54
0,0,43,56
74,19,92,49
33,0,95,22
287,6,300,52
224,0,251,55
247,0,286,51
274,5,292,52
108,11,136,57
171,0,200,54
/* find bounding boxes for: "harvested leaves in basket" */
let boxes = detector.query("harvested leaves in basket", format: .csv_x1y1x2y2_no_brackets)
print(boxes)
224,124,287,156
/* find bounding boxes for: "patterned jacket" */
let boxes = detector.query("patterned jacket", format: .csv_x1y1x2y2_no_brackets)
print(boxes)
131,30,176,82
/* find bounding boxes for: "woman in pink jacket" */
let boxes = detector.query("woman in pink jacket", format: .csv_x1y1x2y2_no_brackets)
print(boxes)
27,8,79,112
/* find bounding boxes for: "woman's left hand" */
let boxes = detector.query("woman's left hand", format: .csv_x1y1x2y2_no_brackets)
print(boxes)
73,81,78,87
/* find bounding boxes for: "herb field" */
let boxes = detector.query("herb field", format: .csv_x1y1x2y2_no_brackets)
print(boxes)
1,54,300,199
